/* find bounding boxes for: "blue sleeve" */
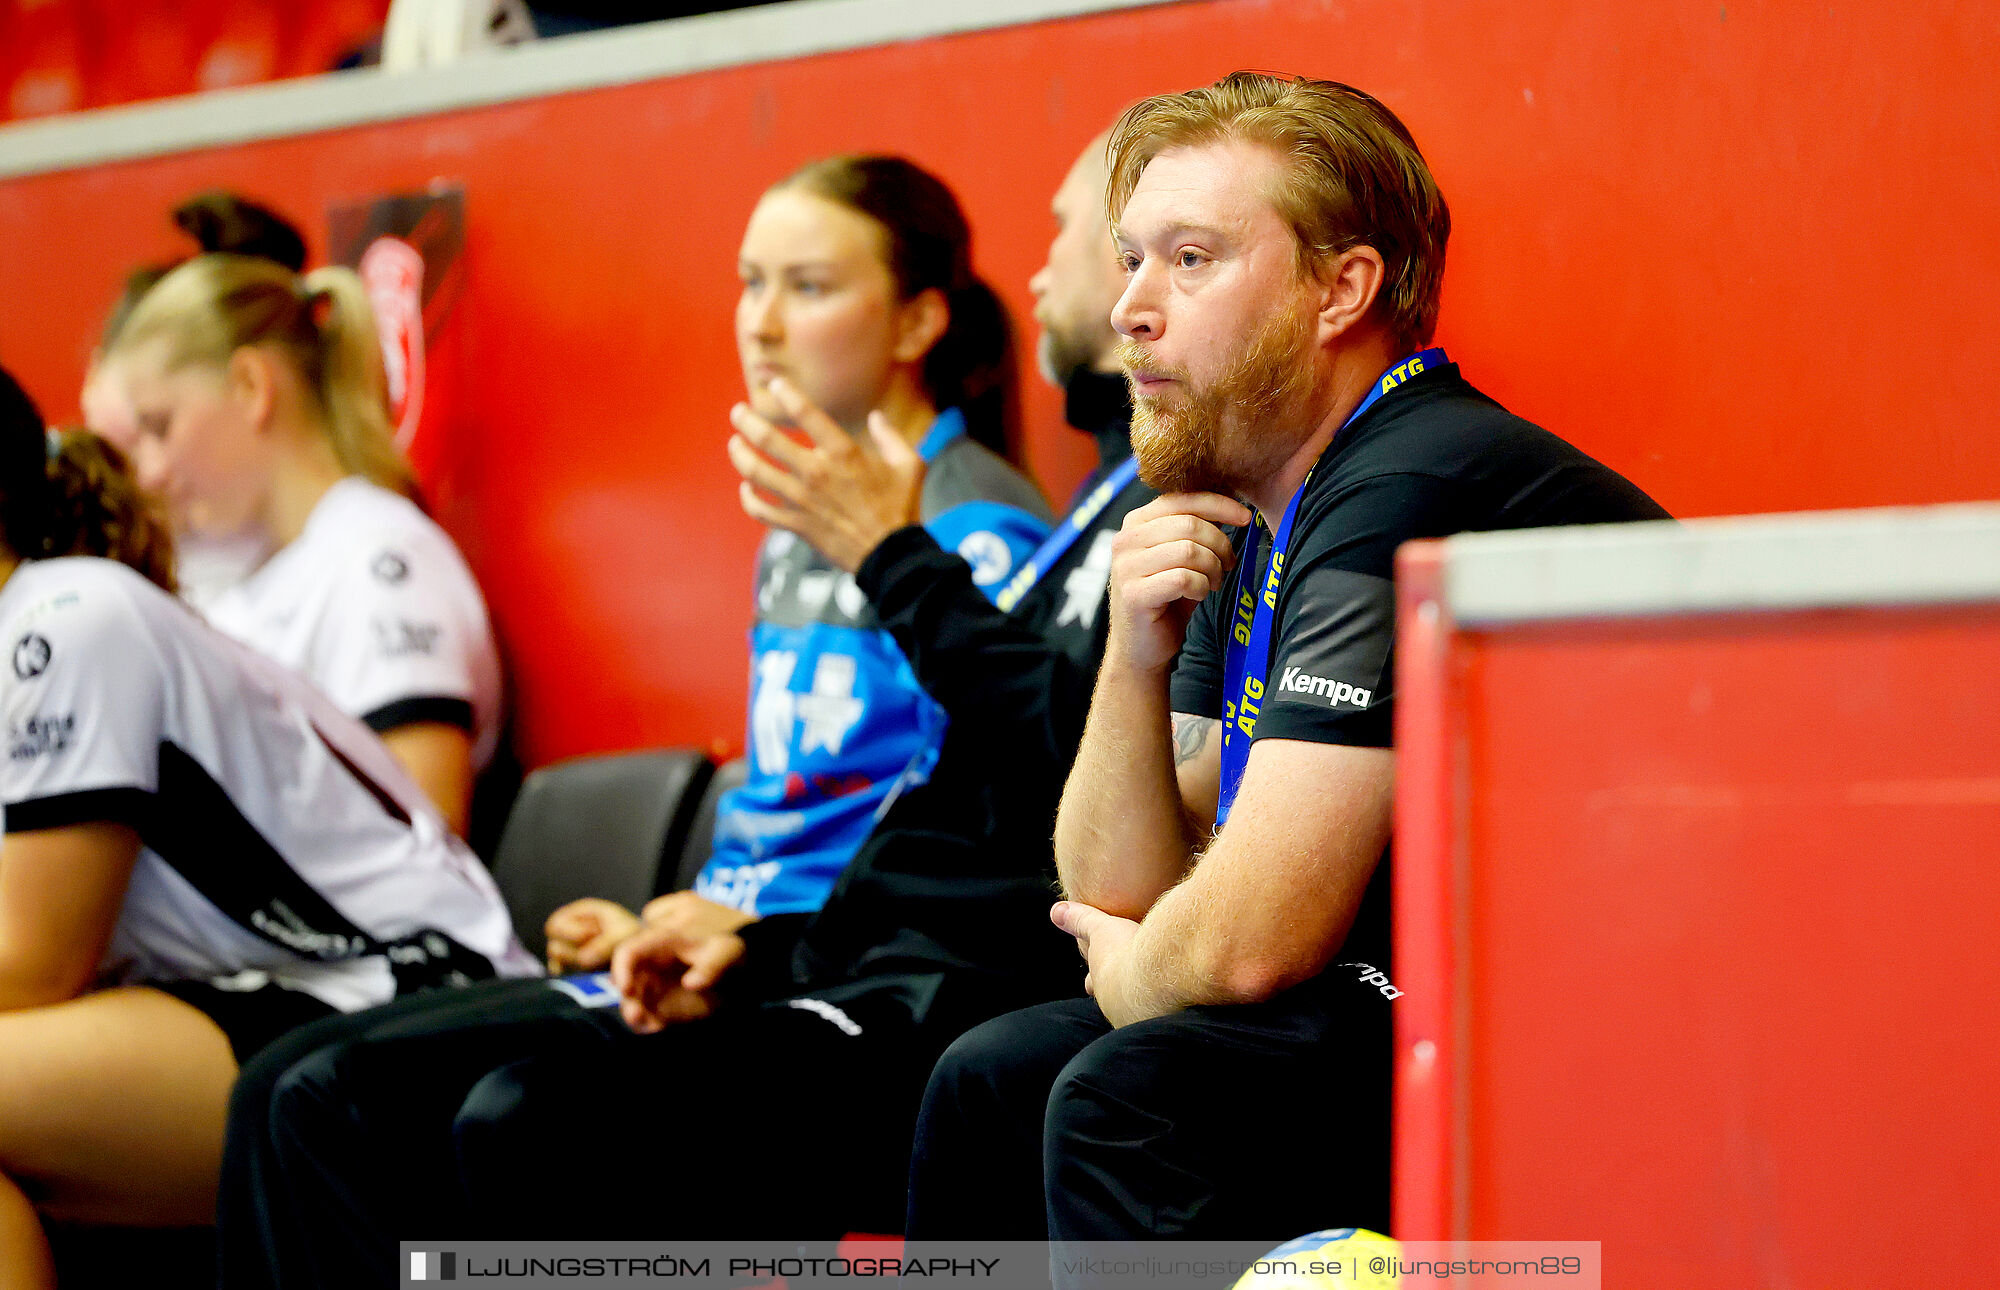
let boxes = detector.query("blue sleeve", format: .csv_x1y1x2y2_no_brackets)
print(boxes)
920,501,1051,604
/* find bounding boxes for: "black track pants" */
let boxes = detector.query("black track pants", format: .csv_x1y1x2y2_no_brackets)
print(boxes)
905,983,1391,1256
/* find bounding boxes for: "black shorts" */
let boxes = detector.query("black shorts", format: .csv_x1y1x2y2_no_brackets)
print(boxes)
156,977,342,1065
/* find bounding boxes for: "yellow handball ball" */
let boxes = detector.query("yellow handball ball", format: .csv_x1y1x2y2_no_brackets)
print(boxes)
1231,1228,1401,1289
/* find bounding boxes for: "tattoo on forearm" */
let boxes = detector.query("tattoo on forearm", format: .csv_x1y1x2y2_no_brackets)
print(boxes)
1172,713,1216,767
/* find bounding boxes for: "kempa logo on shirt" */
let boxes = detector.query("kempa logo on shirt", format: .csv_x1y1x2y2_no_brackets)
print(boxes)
1278,665,1372,709
1341,961,1403,1000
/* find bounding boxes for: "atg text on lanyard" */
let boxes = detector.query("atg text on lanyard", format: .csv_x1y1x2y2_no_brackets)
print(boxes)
1214,348,1446,827
995,456,1143,613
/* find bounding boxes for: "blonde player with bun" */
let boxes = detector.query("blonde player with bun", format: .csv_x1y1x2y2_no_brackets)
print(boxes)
83,189,310,461
104,254,501,838
82,191,309,608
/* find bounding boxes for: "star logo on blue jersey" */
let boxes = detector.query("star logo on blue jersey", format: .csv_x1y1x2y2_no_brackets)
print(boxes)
371,551,411,584
797,653,865,756
12,633,50,679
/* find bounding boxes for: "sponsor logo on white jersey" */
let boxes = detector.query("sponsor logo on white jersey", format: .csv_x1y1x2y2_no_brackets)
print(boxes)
13,632,51,679
249,900,365,959
1278,665,1372,709
373,618,442,658
371,550,411,584
9,712,74,762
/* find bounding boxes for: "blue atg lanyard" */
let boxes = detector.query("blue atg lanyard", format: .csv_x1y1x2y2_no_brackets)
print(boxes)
995,456,1143,613
1214,349,1446,826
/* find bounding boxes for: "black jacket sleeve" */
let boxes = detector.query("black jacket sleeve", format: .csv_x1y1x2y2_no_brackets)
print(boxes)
718,911,815,1005
854,524,1100,770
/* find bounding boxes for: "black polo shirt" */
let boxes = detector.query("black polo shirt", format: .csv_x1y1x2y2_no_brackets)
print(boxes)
1170,360,1670,967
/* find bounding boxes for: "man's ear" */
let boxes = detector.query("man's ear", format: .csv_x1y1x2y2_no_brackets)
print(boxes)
1315,246,1387,345
225,346,280,431
892,287,951,365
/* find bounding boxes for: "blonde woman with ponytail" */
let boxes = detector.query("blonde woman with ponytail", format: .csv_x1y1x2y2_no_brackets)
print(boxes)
0,367,533,1290
106,254,501,838
83,191,310,607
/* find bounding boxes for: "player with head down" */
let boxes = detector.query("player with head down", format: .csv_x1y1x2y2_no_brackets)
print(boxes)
0,366,533,1290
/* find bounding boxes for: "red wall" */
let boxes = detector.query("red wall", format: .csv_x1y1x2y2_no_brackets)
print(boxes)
1,0,1996,767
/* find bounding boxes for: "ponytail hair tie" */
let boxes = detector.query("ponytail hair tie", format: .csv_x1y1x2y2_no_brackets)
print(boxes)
295,274,335,333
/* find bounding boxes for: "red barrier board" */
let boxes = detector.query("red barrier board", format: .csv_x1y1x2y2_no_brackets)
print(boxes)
1394,514,2000,1284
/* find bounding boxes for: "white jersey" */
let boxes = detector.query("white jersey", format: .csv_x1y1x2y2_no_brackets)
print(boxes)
175,530,269,615
0,557,537,1011
204,478,502,769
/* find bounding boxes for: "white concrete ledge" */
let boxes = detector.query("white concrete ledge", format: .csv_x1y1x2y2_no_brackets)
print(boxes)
1440,503,2000,624
0,0,1179,179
